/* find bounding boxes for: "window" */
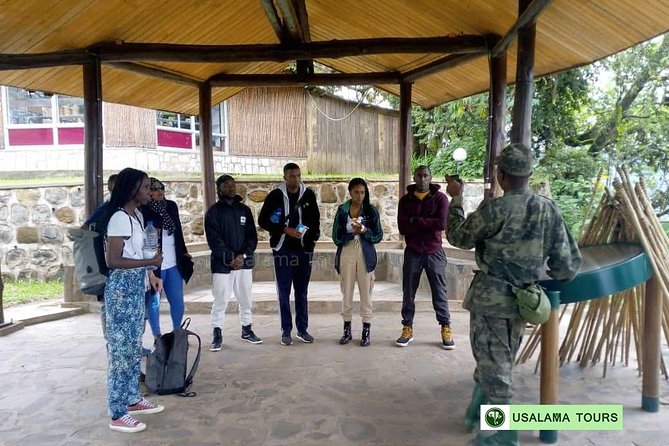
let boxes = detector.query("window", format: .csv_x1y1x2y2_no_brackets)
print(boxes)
156,102,227,152
57,95,84,124
6,88,53,125
2,86,84,147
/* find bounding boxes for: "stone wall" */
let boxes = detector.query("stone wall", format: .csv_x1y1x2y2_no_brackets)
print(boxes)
0,179,483,280
0,146,305,176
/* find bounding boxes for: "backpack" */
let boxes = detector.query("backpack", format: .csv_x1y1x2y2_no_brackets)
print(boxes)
68,227,107,295
146,318,202,397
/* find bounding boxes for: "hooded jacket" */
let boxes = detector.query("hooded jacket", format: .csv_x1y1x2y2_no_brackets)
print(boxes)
397,183,449,255
258,182,320,252
332,200,383,274
204,195,258,274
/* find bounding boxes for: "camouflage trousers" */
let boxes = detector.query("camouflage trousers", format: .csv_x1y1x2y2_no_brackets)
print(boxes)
470,312,525,402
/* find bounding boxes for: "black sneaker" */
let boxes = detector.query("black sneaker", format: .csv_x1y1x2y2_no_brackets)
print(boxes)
297,331,315,343
241,325,263,344
210,327,223,352
281,332,293,346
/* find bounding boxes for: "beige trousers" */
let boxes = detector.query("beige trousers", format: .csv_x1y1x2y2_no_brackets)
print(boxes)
339,240,374,323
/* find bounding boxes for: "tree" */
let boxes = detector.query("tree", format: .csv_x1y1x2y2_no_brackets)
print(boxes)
568,34,669,216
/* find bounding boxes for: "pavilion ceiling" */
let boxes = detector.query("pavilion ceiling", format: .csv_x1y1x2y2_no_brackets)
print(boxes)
0,0,667,114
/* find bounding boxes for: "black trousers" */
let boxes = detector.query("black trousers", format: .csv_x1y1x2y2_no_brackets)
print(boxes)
401,247,450,326
273,247,313,334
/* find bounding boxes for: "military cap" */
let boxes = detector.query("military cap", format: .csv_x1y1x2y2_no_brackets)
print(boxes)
497,143,534,176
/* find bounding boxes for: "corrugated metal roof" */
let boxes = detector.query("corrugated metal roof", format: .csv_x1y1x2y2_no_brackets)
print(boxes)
0,0,666,114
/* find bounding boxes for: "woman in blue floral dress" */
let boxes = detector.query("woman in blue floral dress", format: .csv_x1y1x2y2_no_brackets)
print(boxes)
99,167,165,433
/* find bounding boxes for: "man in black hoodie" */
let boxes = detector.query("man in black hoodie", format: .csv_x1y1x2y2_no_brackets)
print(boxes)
259,163,321,346
205,174,261,351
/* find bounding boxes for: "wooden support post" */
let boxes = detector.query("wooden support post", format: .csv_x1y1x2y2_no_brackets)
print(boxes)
485,52,507,199
398,82,413,197
642,276,662,412
540,290,560,444
199,82,215,210
510,0,536,147
0,263,4,325
83,59,104,217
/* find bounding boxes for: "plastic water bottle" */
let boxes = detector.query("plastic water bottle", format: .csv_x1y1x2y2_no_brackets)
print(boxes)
143,221,159,271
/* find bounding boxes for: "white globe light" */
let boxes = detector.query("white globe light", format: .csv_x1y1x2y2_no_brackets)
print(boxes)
453,147,468,162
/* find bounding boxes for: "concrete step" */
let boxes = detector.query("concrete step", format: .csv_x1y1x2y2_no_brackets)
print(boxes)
3,300,86,329
176,281,462,314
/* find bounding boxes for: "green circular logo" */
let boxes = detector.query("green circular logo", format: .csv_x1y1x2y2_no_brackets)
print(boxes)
485,408,505,428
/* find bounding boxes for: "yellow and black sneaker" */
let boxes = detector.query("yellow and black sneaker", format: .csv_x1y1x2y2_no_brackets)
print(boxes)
441,325,455,350
396,325,414,347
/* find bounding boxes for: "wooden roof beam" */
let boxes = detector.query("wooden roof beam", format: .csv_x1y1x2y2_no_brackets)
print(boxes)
402,52,486,82
0,50,92,70
106,62,202,87
492,0,554,57
92,35,488,63
208,72,401,87
276,0,303,43
260,0,290,43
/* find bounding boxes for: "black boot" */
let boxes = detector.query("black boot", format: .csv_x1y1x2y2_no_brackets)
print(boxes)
360,322,371,347
209,327,222,352
339,321,352,345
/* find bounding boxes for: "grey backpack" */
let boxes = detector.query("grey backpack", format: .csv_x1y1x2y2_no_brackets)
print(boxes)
68,227,107,295
146,318,201,397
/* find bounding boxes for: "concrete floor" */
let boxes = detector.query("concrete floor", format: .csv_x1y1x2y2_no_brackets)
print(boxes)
1,310,668,446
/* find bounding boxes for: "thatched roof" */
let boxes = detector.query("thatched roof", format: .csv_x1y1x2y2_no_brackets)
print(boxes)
0,0,667,114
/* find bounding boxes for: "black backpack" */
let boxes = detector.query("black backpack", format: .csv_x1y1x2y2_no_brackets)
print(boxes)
146,318,201,397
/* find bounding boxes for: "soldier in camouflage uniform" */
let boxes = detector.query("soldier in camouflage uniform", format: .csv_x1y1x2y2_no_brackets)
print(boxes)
445,143,582,446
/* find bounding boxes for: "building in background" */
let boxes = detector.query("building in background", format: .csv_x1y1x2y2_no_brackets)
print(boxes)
0,86,399,177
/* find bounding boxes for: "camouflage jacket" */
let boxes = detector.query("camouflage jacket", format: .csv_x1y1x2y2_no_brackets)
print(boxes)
446,189,582,317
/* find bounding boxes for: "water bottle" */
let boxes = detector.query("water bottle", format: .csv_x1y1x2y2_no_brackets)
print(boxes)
143,221,159,271
270,208,282,224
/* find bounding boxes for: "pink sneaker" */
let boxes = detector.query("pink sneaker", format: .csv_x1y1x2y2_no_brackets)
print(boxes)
109,414,146,433
128,397,165,415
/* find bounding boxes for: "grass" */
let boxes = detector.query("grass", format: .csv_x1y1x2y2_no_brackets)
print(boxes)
663,222,669,236
2,280,64,307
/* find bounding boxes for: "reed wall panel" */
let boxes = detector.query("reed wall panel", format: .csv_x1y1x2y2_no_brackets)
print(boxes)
103,102,157,148
227,87,306,158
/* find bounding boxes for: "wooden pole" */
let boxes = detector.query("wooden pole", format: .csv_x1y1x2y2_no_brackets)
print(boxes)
484,52,507,199
510,0,536,147
398,82,413,198
642,276,662,412
83,59,104,217
199,82,215,210
93,36,488,64
540,290,560,443
209,72,401,87
0,263,4,325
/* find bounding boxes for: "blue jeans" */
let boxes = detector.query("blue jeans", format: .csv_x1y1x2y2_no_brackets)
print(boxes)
273,248,313,334
146,265,185,335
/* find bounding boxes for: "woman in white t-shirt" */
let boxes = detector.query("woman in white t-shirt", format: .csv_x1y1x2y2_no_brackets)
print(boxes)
99,167,165,434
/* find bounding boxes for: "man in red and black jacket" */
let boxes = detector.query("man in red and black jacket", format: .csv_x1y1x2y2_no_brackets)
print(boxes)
396,165,454,350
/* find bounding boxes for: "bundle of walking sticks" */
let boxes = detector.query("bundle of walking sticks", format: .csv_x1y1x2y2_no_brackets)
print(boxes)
517,166,669,378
